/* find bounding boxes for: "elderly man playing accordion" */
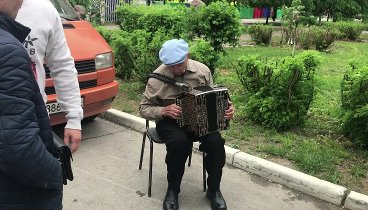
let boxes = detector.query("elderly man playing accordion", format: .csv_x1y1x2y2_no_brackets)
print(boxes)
139,39,234,210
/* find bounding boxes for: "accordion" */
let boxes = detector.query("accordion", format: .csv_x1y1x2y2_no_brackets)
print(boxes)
176,86,229,137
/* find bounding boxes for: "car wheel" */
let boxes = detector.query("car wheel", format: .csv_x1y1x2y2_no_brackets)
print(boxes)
83,114,99,122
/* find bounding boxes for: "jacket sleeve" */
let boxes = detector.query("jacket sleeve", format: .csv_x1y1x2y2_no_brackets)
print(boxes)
44,5,83,130
0,43,62,191
139,78,164,121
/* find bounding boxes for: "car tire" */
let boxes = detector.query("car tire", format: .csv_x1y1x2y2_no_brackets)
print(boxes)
83,114,99,122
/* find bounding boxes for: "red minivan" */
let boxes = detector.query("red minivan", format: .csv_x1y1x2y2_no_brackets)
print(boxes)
47,0,119,125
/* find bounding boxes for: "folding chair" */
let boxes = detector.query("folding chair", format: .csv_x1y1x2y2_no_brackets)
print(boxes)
138,119,206,197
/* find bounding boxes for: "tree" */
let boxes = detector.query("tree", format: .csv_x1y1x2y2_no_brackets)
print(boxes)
299,0,314,14
307,0,368,22
282,0,304,56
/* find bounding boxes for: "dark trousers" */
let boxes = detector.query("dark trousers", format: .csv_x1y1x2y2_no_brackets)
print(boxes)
156,118,225,194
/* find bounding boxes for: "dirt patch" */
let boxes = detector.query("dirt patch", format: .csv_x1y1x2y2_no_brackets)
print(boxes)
336,157,368,195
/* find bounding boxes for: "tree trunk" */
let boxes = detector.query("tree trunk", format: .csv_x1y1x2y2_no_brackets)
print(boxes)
272,7,277,21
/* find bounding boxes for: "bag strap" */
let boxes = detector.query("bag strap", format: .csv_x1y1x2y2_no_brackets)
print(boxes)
148,73,191,92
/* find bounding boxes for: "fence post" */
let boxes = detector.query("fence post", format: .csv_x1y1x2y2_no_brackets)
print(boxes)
100,0,106,24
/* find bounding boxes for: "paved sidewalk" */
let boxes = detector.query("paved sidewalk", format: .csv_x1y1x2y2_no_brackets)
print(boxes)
61,118,341,210
240,18,282,25
99,109,368,210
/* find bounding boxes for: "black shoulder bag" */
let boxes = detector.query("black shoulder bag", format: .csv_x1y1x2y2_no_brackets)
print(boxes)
52,132,74,185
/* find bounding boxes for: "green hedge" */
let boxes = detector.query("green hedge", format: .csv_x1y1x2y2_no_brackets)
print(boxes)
113,1,241,75
341,65,368,147
323,21,367,40
96,26,216,84
297,26,339,51
116,2,241,53
187,1,241,53
247,24,273,46
115,5,187,37
96,27,173,83
234,51,321,131
189,39,219,72
297,16,317,26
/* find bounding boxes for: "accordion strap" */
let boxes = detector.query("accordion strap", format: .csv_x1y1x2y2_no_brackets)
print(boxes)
148,73,191,92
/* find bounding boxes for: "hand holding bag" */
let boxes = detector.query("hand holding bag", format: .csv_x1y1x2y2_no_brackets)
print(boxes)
52,132,74,185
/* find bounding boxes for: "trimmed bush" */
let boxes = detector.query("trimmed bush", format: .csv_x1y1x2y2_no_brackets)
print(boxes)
95,27,220,86
111,29,174,83
297,27,315,50
313,27,339,51
247,24,273,46
341,65,368,147
95,26,122,44
323,21,366,41
114,2,241,75
187,1,242,52
189,39,219,72
234,51,321,131
296,26,339,51
115,5,187,37
297,16,317,26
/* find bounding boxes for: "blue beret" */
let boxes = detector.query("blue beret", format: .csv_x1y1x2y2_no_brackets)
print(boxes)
159,39,189,66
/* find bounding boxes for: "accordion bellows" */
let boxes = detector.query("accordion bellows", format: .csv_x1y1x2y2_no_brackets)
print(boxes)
176,86,229,137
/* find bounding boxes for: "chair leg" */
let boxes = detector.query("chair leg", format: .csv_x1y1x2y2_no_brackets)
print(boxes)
148,140,153,197
139,132,147,170
188,149,192,167
202,152,206,192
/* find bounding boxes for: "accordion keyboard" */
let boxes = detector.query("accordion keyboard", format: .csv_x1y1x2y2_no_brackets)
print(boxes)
176,86,229,137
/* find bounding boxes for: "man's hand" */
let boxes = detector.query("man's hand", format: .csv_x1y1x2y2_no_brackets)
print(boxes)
162,104,182,119
64,128,82,153
224,101,234,120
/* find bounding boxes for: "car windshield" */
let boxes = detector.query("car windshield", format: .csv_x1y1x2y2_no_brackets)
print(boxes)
50,0,80,21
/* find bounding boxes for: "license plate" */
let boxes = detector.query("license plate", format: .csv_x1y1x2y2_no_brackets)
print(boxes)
46,98,84,115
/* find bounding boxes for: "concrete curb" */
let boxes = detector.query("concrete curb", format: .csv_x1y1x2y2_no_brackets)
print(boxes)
345,191,368,210
100,109,368,210
232,152,347,206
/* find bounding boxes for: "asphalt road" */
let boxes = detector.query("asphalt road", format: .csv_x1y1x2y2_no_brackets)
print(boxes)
56,118,342,210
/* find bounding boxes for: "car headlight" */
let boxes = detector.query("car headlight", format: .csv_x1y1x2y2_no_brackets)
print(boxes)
95,52,113,70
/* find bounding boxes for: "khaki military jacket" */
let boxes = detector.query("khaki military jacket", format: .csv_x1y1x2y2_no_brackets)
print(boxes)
139,59,213,121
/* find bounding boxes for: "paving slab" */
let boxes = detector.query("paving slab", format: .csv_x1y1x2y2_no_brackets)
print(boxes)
60,118,342,210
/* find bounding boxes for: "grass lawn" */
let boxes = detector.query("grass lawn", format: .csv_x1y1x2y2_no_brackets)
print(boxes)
112,40,368,195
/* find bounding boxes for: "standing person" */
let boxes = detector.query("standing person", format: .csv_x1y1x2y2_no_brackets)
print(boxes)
272,7,277,21
139,39,234,210
16,0,83,153
0,0,63,209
